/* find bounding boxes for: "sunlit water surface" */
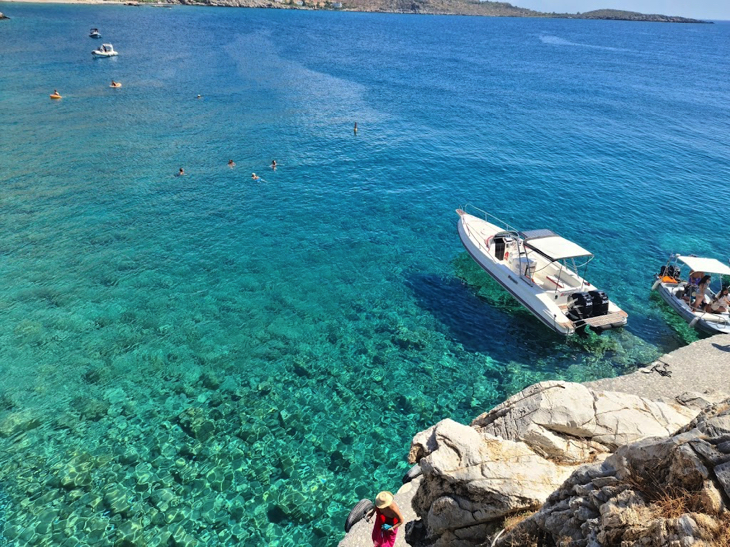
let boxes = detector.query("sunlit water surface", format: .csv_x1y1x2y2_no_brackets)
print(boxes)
1,5,729,545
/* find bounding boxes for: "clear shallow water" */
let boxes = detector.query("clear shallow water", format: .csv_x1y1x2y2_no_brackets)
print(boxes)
1,5,729,545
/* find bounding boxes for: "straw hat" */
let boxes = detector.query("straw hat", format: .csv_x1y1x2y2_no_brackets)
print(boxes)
375,491,394,509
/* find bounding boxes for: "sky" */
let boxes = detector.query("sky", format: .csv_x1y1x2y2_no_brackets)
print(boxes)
514,1,730,20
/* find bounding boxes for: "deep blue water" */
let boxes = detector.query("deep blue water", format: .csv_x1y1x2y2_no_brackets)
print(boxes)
1,5,729,545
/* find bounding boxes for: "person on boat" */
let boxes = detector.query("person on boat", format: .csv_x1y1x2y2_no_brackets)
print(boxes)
111,79,119,87
251,173,260,181
271,160,277,169
178,167,185,176
53,89,59,95
365,491,404,547
228,159,235,168
688,270,704,286
682,270,705,302
692,275,712,310
705,287,730,314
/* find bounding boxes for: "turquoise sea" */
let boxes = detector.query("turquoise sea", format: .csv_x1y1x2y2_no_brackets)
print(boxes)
1,4,729,545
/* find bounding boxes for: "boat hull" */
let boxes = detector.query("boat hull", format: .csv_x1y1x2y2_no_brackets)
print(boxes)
457,215,575,335
457,211,627,336
656,281,730,335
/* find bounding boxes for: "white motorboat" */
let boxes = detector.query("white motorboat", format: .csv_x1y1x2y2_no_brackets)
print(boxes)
92,44,118,57
652,254,730,335
89,28,101,38
456,206,628,336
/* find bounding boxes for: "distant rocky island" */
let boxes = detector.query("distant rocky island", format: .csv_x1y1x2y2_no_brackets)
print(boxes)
170,0,709,23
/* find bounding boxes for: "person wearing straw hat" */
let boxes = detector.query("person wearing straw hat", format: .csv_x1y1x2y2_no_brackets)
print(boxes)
365,491,404,547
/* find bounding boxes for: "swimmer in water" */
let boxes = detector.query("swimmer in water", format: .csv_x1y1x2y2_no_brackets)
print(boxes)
354,122,358,135
251,173,260,181
271,160,277,169
178,167,185,176
228,159,235,168
196,94,202,99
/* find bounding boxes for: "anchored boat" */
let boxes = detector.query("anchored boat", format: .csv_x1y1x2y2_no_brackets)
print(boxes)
89,28,101,39
652,254,730,335
92,44,118,57
456,206,627,335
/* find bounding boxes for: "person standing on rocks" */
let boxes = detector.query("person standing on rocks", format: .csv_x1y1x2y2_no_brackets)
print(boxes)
365,491,403,547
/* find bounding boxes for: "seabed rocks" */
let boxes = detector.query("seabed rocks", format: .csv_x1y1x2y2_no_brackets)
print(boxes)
0,366,352,546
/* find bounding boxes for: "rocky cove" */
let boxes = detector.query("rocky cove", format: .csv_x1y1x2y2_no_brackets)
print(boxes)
340,335,730,547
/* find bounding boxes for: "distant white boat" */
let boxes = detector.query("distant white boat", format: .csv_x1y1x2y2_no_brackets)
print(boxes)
457,206,628,336
652,254,730,334
89,28,101,39
92,44,118,57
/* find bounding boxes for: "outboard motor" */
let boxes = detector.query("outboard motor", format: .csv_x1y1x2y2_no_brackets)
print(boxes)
567,292,593,322
588,290,609,317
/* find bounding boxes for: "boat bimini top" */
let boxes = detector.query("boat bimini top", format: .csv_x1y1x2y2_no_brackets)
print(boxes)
521,229,593,262
675,255,730,276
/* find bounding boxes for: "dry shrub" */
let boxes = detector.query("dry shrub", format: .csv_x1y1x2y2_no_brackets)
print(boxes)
626,470,706,517
628,471,730,545
713,512,730,547
647,485,706,519
502,509,537,532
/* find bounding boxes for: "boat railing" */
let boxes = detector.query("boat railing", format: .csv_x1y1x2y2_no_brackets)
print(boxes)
462,204,521,235
458,208,496,258
458,205,535,286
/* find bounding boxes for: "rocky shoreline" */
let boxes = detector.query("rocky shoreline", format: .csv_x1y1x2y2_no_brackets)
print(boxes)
340,334,730,546
163,2,712,23
0,0,710,23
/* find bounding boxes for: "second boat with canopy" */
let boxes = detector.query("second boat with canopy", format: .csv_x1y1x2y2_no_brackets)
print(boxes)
652,254,730,334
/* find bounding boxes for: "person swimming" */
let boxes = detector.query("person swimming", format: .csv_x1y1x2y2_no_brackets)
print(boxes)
196,94,202,99
271,160,277,169
228,159,235,168
178,167,185,176
251,173,260,181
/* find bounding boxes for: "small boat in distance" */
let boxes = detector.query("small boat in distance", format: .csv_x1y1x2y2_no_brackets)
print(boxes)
50,90,62,100
89,28,101,38
456,206,627,335
652,254,730,334
92,44,118,57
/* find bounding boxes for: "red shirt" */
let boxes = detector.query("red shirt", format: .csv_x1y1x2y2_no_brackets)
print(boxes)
375,507,399,528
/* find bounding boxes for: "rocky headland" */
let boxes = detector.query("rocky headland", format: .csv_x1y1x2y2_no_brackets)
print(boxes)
174,0,708,23
2,0,707,23
340,334,730,546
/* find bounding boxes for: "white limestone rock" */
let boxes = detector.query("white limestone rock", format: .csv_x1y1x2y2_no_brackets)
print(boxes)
471,381,696,463
408,419,575,546
494,398,730,547
406,382,702,547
